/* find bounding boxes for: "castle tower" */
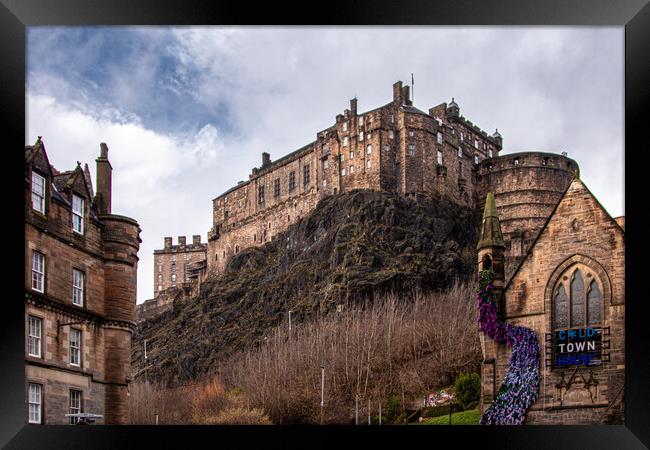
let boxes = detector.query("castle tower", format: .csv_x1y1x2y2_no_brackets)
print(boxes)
446,97,459,117
491,129,503,149
96,146,142,424
477,192,505,413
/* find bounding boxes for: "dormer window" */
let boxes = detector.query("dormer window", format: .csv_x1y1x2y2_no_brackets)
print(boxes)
31,172,46,214
72,194,84,234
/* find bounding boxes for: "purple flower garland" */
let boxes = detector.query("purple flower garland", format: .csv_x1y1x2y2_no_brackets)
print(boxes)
477,270,540,425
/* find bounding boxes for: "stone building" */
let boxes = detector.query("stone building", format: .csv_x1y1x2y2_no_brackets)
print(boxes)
477,177,625,424
207,81,507,274
153,235,207,294
25,138,141,425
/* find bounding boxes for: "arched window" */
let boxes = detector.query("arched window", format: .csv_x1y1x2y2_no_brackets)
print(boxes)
552,266,602,330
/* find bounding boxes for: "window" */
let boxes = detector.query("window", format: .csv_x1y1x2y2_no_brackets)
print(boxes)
72,269,84,307
340,154,344,163
157,274,162,283
437,150,443,165
437,132,443,144
274,178,280,199
69,328,81,366
171,273,177,283
460,132,464,141
349,151,354,160
342,122,348,132
358,116,363,126
158,285,162,291
359,131,364,141
474,155,479,164
31,251,45,293
28,383,42,424
389,130,394,140
474,139,479,149
542,157,549,166
258,185,265,204
366,160,372,169
288,172,296,192
349,165,355,174
553,267,602,330
389,113,394,124
366,131,371,139
69,390,82,424
157,264,162,273
72,194,84,234
514,158,519,166
458,147,462,158
488,149,493,158
341,168,346,176
28,316,42,358
408,130,414,138
343,136,349,147
323,179,327,187
303,164,310,187
408,144,415,156
31,172,46,214
171,262,176,272
323,159,329,170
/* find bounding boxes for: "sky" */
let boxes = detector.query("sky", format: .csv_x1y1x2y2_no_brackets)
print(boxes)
26,26,624,304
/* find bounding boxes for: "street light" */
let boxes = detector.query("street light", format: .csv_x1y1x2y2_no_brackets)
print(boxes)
320,364,325,424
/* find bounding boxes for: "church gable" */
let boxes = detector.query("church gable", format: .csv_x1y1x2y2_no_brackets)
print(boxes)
503,177,624,320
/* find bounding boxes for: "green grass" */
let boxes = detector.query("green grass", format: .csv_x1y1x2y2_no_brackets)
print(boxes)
415,407,481,425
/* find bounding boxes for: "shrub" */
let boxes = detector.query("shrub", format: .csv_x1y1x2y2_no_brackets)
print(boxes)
453,372,480,410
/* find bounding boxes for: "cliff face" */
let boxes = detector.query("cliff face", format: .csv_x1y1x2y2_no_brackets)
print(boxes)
133,190,482,385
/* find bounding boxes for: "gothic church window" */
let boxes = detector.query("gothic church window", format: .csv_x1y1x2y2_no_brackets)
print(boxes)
552,266,603,330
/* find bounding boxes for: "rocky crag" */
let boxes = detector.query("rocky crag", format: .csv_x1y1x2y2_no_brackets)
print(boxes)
132,190,482,385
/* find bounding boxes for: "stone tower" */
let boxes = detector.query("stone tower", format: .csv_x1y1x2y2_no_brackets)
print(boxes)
476,191,506,413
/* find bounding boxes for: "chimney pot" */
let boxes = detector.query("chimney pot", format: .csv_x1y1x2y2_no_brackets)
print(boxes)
164,237,172,249
95,142,113,214
192,235,201,246
178,236,186,247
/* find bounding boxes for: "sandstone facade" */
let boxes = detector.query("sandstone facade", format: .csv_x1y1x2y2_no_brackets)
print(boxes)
25,139,141,425
478,177,625,424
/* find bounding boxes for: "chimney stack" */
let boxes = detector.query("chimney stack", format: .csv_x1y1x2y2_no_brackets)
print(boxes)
262,152,271,167
178,236,186,248
392,81,403,104
95,143,113,214
350,98,357,116
192,235,201,246
402,85,411,106
164,237,172,249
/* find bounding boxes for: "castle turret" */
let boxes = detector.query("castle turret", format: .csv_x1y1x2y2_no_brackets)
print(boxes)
446,98,459,118
491,128,503,148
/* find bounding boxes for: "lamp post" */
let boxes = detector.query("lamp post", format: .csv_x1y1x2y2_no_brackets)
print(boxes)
320,364,325,425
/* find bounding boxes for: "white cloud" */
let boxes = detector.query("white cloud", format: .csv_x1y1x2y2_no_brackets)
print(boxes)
27,93,221,303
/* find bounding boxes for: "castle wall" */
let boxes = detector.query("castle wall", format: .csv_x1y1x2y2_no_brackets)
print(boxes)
206,82,505,276
153,236,206,294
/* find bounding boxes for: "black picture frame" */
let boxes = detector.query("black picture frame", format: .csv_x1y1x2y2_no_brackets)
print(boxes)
2,0,648,448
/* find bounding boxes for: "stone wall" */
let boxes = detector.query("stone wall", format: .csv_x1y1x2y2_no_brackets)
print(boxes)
207,81,503,276
485,178,625,424
153,235,206,294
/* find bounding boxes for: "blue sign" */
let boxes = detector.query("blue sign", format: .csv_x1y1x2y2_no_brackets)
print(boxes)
553,327,603,368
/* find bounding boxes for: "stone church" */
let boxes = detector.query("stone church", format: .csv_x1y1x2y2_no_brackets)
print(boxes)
478,176,625,424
